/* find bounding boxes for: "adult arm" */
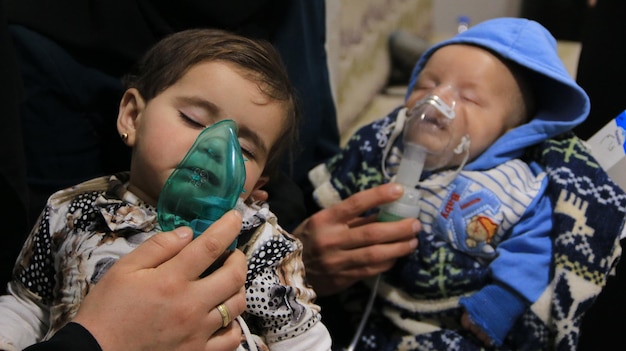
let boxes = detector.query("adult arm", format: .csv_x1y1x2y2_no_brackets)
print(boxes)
24,210,247,351
293,183,420,296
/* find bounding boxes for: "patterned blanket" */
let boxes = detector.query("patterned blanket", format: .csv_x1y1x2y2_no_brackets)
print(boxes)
508,133,625,350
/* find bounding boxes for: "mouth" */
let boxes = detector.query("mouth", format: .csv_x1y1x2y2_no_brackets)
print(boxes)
421,114,449,130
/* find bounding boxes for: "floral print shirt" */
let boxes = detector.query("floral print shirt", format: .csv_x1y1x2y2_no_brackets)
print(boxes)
0,173,330,351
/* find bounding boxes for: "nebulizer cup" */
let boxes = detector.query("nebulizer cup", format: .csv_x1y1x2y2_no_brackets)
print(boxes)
378,95,457,222
157,119,246,250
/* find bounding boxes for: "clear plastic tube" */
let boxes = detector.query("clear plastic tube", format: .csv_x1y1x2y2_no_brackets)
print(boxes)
378,95,456,222
344,274,381,351
377,143,426,221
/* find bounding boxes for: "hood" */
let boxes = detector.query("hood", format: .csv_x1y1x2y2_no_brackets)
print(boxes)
406,17,590,170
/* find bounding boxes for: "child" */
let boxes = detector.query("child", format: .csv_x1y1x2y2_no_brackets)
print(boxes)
0,28,331,351
309,18,591,349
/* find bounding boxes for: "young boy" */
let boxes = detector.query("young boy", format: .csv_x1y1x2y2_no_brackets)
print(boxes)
0,29,331,351
309,17,590,349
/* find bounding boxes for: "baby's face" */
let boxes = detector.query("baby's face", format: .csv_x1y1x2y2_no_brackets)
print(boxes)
121,61,286,205
406,44,526,169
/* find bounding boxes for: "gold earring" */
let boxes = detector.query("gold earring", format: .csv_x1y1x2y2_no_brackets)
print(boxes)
120,133,128,141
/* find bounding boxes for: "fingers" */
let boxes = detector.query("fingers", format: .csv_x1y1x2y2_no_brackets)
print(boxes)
114,226,194,272
208,288,246,330
192,250,247,313
302,220,418,296
342,218,420,250
305,233,417,285
205,321,243,351
305,213,418,252
301,212,419,296
296,183,421,297
328,183,404,222
307,258,393,296
329,235,417,270
166,210,243,279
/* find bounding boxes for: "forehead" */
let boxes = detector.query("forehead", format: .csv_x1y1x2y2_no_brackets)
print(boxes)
176,61,287,151
423,45,519,89
426,44,503,71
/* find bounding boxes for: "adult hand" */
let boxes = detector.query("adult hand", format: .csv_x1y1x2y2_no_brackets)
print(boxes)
294,183,420,296
73,210,247,351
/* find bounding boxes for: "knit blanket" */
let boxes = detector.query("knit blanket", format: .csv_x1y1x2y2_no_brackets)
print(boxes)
337,133,626,350
505,133,624,350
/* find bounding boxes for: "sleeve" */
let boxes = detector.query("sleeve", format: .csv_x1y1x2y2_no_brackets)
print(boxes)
22,323,101,351
0,207,57,350
309,107,403,208
241,213,331,351
459,183,553,346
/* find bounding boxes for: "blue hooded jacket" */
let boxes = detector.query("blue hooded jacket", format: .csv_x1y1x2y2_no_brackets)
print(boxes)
407,17,589,170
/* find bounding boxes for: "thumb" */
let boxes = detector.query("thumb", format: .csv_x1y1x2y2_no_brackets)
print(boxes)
116,227,193,271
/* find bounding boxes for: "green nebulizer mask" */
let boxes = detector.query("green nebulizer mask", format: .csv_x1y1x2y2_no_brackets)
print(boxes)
157,120,246,251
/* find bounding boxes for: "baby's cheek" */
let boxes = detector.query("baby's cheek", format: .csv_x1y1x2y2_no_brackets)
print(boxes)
241,165,265,200
405,92,424,108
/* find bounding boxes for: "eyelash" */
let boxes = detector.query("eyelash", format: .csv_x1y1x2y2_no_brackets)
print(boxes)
240,145,255,160
179,111,205,129
461,95,478,105
178,111,256,160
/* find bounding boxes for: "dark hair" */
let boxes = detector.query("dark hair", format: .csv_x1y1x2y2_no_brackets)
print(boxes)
122,28,300,178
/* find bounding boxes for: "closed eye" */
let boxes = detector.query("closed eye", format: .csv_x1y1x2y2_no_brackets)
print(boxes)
178,111,205,129
179,111,258,161
239,142,256,161
460,94,481,106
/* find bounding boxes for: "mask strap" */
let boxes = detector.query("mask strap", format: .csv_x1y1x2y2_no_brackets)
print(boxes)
422,135,471,186
381,108,408,180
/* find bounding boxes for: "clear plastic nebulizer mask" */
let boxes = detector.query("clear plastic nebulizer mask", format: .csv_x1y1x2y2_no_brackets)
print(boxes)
378,95,459,222
157,119,246,249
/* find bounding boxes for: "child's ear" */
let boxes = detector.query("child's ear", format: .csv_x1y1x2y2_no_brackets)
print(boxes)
245,176,270,205
117,88,146,147
252,176,269,194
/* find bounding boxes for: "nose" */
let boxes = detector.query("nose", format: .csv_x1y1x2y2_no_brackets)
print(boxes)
428,85,457,111
203,137,227,164
408,94,455,123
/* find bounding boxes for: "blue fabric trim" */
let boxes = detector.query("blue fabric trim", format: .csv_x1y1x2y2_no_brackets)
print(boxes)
459,284,526,346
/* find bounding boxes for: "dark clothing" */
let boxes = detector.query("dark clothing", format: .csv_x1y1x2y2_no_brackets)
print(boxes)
9,25,127,227
272,0,339,187
519,0,587,41
572,2,626,349
573,1,626,140
520,0,626,141
5,0,289,77
524,0,626,344
23,323,102,351
578,238,626,350
0,0,28,295
5,0,339,231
